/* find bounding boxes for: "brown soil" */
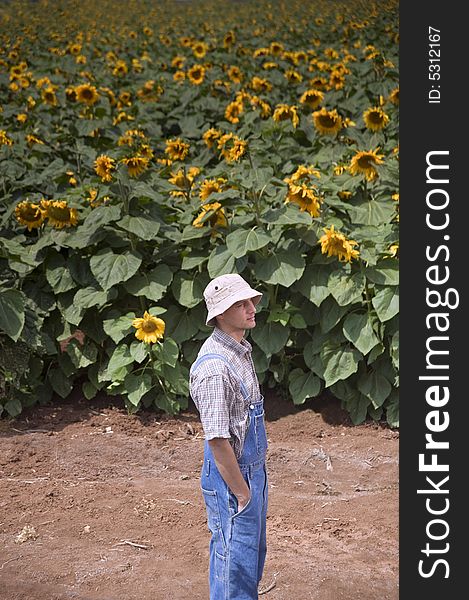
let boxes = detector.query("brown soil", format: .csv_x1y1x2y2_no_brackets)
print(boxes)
0,390,399,600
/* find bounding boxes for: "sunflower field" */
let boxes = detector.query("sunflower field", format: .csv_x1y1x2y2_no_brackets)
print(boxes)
0,0,399,425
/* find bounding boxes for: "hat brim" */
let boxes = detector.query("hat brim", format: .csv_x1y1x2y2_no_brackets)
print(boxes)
206,289,262,326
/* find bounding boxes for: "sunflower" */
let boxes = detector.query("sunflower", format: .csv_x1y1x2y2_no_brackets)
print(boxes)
199,178,227,201
363,106,390,132
173,70,185,83
41,199,78,229
118,129,146,147
349,149,384,182
227,66,243,84
41,86,58,106
112,60,128,76
188,64,206,85
15,201,45,231
299,89,324,110
319,225,360,262
202,127,222,148
75,83,99,106
286,165,321,183
388,87,399,105
169,167,200,191
312,107,343,136
192,202,227,228
217,133,247,162
94,155,116,182
171,55,186,69
192,41,209,59
310,76,328,90
273,104,299,128
250,76,272,93
26,134,44,146
285,183,322,217
165,138,189,161
284,69,302,84
0,130,13,146
121,156,149,177
132,311,165,344
225,100,243,123
223,31,236,48
250,96,271,118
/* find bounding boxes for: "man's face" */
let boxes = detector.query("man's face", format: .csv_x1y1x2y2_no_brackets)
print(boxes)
218,297,258,332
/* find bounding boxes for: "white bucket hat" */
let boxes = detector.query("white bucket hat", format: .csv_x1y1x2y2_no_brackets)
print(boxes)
203,273,262,326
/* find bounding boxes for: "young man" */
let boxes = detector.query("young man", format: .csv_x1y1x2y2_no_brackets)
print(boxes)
189,273,268,600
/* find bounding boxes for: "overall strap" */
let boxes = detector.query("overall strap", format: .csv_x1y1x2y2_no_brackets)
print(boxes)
190,353,249,400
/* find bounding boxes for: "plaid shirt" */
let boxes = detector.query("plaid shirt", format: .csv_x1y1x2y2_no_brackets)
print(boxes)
189,327,261,459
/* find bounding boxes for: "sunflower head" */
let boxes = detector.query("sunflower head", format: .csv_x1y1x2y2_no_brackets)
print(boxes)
312,108,343,136
363,106,390,132
349,149,385,182
15,201,45,231
319,225,360,262
40,199,78,229
75,83,99,106
132,311,165,344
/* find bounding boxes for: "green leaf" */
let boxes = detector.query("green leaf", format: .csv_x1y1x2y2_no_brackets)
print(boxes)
82,381,98,400
319,296,348,333
328,271,365,306
347,199,396,226
74,287,110,309
129,340,149,363
372,286,399,322
385,389,399,427
154,337,179,367
251,321,290,357
45,253,76,294
288,368,321,404
358,370,392,408
48,367,72,398
82,205,122,229
253,251,305,287
226,228,271,258
321,342,361,387
345,394,370,425
103,313,135,344
66,339,98,369
116,215,161,241
3,398,23,417
181,252,209,270
124,372,153,406
261,205,312,226
107,344,135,378
343,313,380,355
295,264,332,307
208,245,236,278
365,259,399,286
90,249,142,291
171,272,208,308
0,289,25,341
124,264,173,301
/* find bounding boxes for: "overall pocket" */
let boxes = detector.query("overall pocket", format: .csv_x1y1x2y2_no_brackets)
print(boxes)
201,488,227,553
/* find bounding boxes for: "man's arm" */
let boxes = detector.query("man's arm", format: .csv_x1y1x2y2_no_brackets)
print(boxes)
208,438,251,510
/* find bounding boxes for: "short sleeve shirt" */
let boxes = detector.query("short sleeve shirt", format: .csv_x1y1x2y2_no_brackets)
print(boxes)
189,327,261,458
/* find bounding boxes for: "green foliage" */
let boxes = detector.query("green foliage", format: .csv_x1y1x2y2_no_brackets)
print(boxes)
0,0,399,426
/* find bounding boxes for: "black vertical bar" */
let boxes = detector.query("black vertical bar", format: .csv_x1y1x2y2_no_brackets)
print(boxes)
400,1,466,597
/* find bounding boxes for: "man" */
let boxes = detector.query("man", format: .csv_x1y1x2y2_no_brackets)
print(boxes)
189,273,268,600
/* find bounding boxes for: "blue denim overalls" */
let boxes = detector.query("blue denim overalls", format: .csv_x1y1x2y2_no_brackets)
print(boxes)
191,353,268,600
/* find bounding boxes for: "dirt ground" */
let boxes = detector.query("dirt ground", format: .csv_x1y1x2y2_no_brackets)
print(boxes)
0,389,399,600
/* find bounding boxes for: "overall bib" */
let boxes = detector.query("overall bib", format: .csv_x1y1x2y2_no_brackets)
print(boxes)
191,353,268,600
